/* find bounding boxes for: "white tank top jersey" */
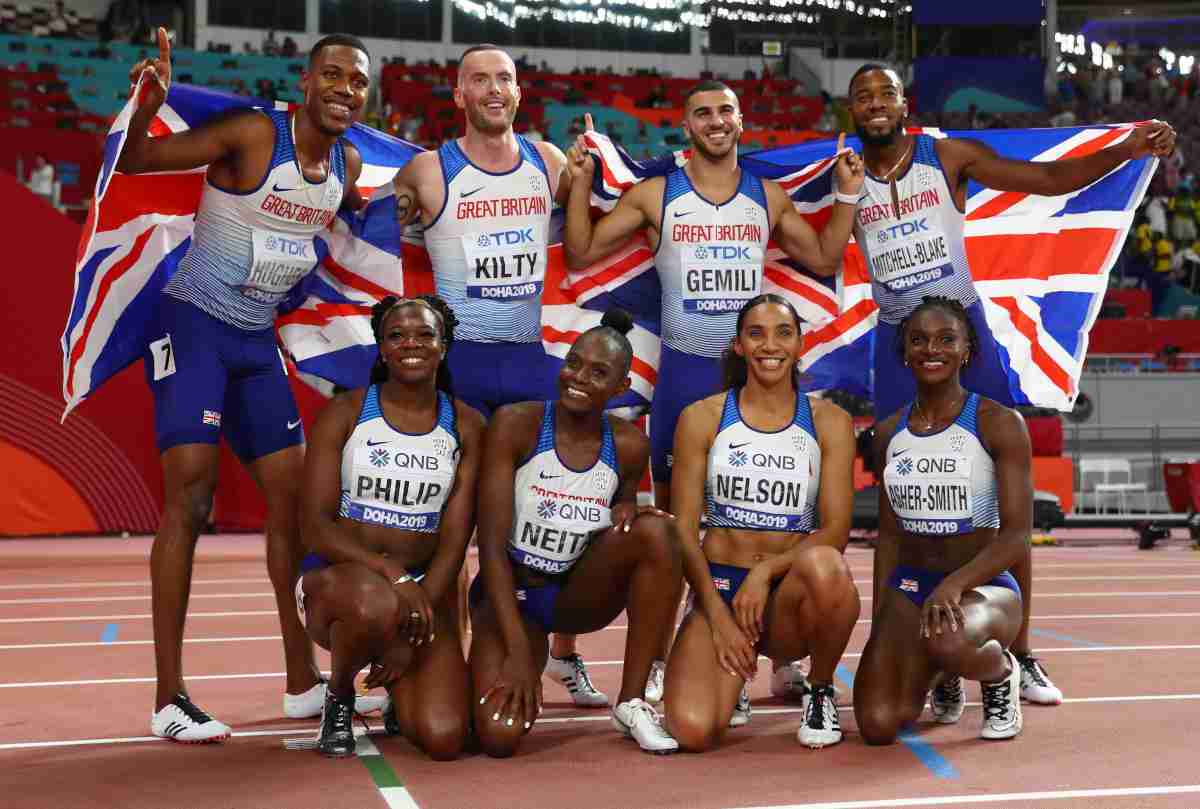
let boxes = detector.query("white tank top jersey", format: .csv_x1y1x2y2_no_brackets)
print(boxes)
165,109,346,330
656,167,772,358
705,389,822,532
882,392,1000,536
339,386,461,533
423,136,553,343
508,402,620,575
853,134,979,325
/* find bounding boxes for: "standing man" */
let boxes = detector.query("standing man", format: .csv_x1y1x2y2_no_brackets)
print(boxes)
842,63,1176,713
390,44,607,708
119,29,375,742
564,81,864,704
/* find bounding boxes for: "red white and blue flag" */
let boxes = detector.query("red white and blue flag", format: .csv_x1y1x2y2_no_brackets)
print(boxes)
583,125,1157,411
63,81,1153,416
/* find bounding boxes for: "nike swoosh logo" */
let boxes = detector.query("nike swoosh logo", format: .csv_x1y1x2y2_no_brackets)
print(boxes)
673,210,694,218
460,186,486,198
892,448,910,457
539,471,561,480
287,419,302,430
366,439,389,446
729,441,752,450
273,184,300,193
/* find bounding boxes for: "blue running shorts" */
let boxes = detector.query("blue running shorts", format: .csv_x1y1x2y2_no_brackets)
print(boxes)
873,299,1019,421
446,340,564,418
650,344,723,483
887,564,1022,609
467,571,564,634
144,294,303,462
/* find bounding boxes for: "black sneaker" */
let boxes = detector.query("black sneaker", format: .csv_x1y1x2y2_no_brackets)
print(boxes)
317,690,357,757
382,696,400,736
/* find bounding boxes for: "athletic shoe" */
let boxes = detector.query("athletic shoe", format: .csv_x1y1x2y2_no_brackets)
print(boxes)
545,654,609,707
797,684,842,748
150,694,232,744
1017,654,1064,705
612,698,678,754
382,696,400,736
644,659,666,703
317,690,357,757
770,660,810,702
284,679,388,719
930,675,966,724
728,685,752,728
980,651,1023,740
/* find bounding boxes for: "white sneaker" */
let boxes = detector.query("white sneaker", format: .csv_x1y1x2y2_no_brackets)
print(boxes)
151,694,232,744
284,680,388,719
797,684,842,748
612,698,678,754
770,660,810,702
930,675,965,724
1017,654,1063,705
728,685,752,728
980,651,1023,740
644,660,666,703
545,654,609,707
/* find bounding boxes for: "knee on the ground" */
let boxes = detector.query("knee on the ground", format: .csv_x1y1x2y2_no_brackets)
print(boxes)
664,702,721,753
474,713,526,758
853,701,903,746
413,710,470,761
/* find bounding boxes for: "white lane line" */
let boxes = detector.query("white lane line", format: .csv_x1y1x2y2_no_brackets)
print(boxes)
3,693,1197,752
0,610,276,624
729,784,1200,809
0,592,274,605
6,609,1200,630
12,589,1198,608
0,563,1194,592
4,647,1200,687
597,612,1200,630
0,578,269,591
0,635,282,650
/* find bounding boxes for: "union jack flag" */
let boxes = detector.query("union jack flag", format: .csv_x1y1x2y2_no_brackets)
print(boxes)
63,80,1154,418
582,126,1157,411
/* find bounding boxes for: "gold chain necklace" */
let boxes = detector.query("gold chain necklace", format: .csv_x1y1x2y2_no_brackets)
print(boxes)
913,390,963,431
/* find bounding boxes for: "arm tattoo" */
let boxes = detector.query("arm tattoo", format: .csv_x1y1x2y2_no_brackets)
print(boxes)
396,192,414,223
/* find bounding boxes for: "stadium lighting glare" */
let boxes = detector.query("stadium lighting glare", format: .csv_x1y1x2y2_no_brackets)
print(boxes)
451,0,895,29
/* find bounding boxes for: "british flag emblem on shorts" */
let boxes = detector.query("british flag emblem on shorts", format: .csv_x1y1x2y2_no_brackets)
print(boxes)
713,577,731,591
900,578,919,593
202,410,221,427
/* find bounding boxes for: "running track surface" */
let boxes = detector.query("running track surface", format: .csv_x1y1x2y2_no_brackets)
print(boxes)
2,536,1200,809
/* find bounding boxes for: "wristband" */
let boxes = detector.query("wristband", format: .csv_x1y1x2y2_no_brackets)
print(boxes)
835,190,861,206
392,574,413,586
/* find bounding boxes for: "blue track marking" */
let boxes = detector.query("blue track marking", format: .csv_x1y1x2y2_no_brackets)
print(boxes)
834,664,960,779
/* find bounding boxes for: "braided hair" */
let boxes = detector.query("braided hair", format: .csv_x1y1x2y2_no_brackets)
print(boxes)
578,307,636,376
369,295,459,393
895,295,979,366
720,293,803,391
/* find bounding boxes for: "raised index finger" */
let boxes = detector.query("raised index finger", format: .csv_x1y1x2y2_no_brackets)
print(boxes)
837,131,845,154
584,113,595,132
157,26,171,62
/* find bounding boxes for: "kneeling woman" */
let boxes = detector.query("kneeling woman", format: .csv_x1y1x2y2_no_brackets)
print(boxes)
854,296,1028,744
298,295,484,759
663,294,860,751
470,309,682,756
